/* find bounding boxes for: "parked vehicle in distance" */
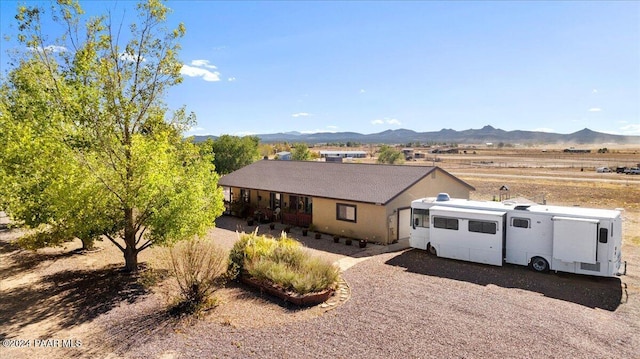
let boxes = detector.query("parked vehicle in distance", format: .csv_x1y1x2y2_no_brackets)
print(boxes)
626,167,640,175
615,166,627,173
596,167,611,173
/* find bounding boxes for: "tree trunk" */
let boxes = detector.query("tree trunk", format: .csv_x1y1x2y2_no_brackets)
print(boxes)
123,207,138,272
81,238,95,251
124,246,138,272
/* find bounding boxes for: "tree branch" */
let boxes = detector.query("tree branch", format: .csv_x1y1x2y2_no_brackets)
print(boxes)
138,238,154,252
135,226,147,246
104,233,125,252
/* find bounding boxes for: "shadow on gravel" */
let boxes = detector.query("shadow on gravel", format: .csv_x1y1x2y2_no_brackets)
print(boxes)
0,264,149,340
0,234,79,280
386,249,624,311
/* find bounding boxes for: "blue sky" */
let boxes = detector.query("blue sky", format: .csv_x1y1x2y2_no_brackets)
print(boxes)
1,1,639,137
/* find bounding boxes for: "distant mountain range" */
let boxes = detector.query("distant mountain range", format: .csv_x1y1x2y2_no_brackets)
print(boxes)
192,125,640,145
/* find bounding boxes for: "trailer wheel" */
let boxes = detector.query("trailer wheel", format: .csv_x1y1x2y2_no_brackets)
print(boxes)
427,243,437,256
530,256,549,272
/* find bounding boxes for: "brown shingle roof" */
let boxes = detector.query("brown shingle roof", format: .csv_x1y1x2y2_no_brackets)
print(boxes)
218,160,473,205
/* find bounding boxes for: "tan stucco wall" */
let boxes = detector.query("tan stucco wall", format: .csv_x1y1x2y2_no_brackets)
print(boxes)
312,197,388,243
384,168,472,243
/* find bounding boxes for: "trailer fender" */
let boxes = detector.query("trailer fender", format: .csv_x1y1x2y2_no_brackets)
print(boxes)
427,242,437,256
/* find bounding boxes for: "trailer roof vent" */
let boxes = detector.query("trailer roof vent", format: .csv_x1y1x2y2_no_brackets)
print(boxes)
514,205,531,210
436,193,450,201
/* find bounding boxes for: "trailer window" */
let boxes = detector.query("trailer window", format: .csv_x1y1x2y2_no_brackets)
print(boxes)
433,217,458,230
412,209,429,228
599,228,608,243
469,220,497,234
512,218,530,229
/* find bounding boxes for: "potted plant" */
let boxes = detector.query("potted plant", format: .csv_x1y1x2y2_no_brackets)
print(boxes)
302,228,308,236
333,235,340,243
345,238,352,246
359,238,368,248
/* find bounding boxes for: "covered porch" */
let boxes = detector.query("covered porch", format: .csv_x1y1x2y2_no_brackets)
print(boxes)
224,186,313,227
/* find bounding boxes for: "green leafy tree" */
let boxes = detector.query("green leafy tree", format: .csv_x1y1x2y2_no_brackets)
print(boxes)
200,135,260,174
377,145,405,164
291,143,311,161
0,0,224,271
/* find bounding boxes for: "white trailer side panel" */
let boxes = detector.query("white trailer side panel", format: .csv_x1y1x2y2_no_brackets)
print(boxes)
429,206,505,266
505,212,553,267
552,216,598,264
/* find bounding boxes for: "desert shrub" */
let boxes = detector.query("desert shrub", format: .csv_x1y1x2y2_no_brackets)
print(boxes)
229,231,340,295
227,233,251,280
291,257,341,294
162,238,228,315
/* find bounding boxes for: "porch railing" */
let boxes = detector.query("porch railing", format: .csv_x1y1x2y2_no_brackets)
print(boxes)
282,212,312,227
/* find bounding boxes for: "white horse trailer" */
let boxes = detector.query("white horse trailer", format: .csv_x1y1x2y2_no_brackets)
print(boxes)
409,194,626,277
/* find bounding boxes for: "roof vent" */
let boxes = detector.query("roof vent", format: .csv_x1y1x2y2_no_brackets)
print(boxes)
436,193,450,201
515,205,531,210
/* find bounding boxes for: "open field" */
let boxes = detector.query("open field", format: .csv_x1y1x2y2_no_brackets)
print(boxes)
1,148,639,358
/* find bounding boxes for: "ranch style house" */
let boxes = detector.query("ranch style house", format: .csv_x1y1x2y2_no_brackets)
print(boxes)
218,160,474,244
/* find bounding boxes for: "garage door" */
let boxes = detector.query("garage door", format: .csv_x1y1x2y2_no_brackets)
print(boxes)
398,208,411,240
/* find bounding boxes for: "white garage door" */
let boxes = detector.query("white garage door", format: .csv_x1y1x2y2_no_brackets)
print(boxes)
398,208,411,240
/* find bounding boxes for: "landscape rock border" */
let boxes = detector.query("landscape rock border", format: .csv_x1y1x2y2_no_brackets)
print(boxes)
239,275,351,308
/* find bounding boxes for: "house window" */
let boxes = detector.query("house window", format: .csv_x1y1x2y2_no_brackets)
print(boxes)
468,220,497,234
599,228,608,244
512,218,530,229
240,189,250,203
433,217,458,230
336,203,356,222
269,192,281,210
412,209,429,228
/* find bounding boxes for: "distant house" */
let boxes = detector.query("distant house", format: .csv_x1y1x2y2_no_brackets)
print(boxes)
319,150,367,159
275,151,292,160
563,148,591,153
218,160,474,244
401,148,415,160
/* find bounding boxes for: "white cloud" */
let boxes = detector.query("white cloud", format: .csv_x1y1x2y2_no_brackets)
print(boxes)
532,127,555,133
233,131,257,136
31,45,67,54
620,124,640,135
191,59,217,69
326,125,338,130
180,64,221,82
360,89,366,93
292,112,311,118
588,108,602,112
119,52,146,63
592,89,598,94
228,77,236,82
372,117,401,126
184,126,213,136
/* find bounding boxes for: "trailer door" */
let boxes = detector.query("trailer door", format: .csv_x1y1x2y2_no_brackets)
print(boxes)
552,216,598,264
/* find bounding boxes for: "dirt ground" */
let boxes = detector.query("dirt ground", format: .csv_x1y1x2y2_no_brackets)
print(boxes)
0,147,639,358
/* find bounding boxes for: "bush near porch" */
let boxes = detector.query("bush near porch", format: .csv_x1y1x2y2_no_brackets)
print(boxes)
228,231,340,295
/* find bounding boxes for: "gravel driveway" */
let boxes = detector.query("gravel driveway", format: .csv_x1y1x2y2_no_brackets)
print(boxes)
2,215,637,359
95,242,637,358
